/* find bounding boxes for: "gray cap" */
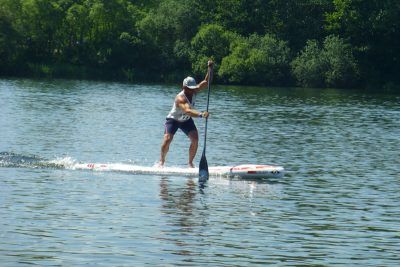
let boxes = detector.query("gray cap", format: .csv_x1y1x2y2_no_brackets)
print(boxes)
183,76,197,89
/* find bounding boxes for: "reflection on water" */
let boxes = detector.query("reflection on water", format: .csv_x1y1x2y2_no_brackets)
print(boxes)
1,78,399,265
159,177,199,257
160,177,197,227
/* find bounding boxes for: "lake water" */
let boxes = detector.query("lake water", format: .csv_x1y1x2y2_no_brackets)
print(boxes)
0,78,399,266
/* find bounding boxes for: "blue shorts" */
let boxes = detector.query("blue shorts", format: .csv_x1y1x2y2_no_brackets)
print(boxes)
164,118,197,136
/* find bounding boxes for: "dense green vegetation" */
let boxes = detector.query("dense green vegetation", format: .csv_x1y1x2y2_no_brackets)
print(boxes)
0,0,399,90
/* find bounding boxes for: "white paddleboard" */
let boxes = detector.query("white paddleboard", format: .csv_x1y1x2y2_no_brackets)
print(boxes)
73,163,284,179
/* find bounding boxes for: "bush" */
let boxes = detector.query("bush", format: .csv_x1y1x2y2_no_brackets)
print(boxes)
322,35,359,88
190,24,238,77
291,35,359,88
0,9,20,73
291,40,325,88
138,0,199,73
219,34,291,85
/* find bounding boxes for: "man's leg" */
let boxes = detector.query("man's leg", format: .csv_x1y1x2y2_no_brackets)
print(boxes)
160,119,178,167
187,130,199,168
160,133,173,166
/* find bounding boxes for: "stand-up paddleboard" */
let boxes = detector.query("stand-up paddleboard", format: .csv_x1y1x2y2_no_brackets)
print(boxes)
73,163,284,179
0,152,285,179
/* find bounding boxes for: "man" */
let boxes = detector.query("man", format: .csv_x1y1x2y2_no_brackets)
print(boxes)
159,61,213,168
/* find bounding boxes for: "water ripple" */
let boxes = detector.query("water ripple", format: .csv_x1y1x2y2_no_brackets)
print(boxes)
1,80,400,265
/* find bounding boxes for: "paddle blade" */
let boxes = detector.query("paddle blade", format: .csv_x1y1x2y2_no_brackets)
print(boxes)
199,153,209,183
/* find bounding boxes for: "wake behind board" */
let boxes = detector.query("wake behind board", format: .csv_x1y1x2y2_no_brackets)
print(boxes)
73,163,284,179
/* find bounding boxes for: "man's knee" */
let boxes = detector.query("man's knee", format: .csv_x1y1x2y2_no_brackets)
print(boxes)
188,131,198,143
163,134,174,144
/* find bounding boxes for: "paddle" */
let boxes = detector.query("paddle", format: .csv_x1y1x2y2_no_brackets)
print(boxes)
199,63,213,184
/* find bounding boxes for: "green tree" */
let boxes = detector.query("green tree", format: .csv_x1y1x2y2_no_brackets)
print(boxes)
194,0,267,35
195,0,332,50
62,3,90,64
322,35,358,87
291,35,358,88
137,0,200,76
219,34,290,85
326,0,400,88
0,7,20,73
291,40,326,88
266,0,333,50
18,0,66,62
190,24,238,77
84,0,141,67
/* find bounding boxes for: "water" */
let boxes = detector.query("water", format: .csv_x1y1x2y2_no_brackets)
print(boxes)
1,78,399,266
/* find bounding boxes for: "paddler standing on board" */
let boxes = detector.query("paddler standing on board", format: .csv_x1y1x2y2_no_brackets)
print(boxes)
159,60,213,168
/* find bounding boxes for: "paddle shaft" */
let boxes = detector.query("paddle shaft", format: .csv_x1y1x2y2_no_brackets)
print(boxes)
202,66,213,155
199,65,213,183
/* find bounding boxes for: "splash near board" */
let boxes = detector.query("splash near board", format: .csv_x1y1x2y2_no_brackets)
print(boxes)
73,163,284,179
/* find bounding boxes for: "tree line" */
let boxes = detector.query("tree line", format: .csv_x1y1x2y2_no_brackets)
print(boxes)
0,0,399,90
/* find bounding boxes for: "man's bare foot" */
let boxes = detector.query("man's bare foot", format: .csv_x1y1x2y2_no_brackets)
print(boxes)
156,161,164,168
188,162,195,168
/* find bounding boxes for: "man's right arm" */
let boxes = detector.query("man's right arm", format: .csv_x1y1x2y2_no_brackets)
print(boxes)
177,96,209,118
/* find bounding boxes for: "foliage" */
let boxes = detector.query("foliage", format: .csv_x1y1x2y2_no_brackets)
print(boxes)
137,0,200,75
0,8,20,72
291,40,325,88
291,35,358,88
0,0,398,89
322,35,358,87
325,0,400,87
219,34,291,85
190,24,238,77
